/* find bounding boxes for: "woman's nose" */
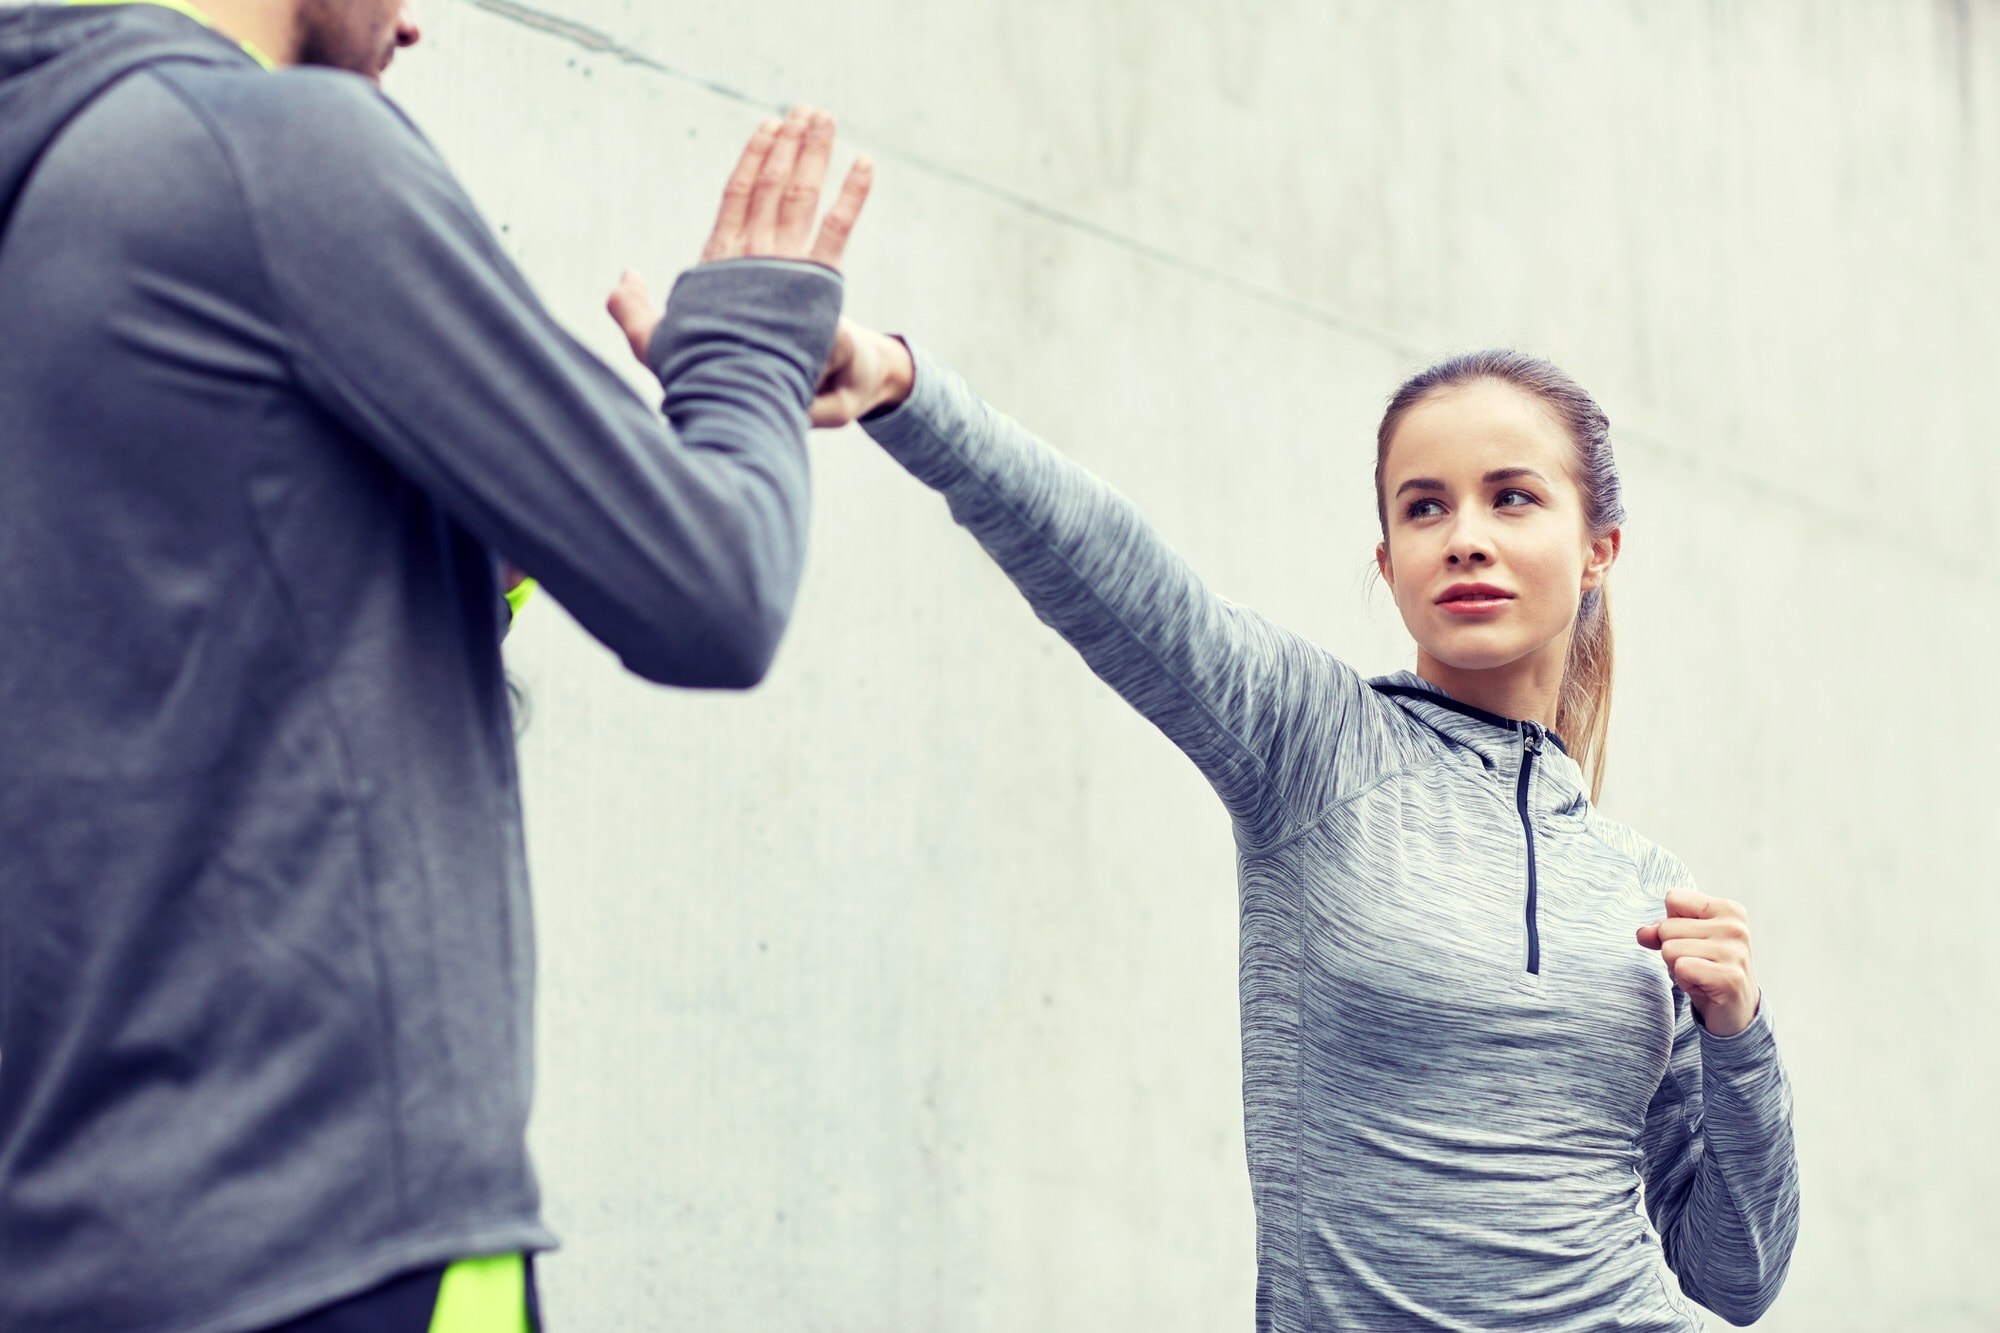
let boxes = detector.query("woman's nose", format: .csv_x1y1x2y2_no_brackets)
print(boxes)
396,4,422,47
1443,516,1493,565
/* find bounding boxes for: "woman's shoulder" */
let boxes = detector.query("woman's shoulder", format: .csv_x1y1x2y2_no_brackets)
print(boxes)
1579,806,1699,892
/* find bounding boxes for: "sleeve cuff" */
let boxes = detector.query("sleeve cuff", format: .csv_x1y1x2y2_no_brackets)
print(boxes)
1697,992,1780,1071
855,342,983,489
858,338,934,430
647,259,844,393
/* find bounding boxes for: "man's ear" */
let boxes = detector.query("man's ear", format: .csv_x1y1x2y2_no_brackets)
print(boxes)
1581,527,1622,592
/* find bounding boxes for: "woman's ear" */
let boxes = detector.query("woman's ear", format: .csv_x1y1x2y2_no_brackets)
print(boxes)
1581,527,1622,592
1375,541,1394,589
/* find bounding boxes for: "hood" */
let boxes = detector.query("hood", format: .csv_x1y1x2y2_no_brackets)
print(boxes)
1369,669,1589,806
0,3,250,242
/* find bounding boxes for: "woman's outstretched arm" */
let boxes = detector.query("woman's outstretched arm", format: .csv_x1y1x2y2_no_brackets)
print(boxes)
811,321,1387,830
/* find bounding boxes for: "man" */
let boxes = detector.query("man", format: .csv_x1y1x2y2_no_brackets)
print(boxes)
0,1,870,1328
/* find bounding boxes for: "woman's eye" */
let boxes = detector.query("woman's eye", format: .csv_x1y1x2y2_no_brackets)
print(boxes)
1405,498,1445,520
1496,489,1538,509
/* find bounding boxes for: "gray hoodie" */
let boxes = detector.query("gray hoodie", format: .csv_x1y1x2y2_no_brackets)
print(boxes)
863,349,1801,1333
0,6,840,1330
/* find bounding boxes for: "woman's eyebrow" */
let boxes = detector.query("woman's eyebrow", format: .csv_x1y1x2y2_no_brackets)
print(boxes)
1394,469,1547,498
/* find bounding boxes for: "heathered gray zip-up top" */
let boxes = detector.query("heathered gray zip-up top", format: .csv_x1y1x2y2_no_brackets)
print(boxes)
0,7,839,1331
863,349,1800,1333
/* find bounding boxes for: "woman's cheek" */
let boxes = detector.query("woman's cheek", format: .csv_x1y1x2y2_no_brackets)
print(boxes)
1516,544,1585,641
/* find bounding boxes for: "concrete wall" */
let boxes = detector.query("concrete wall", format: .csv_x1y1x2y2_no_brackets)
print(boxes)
377,3,1998,1328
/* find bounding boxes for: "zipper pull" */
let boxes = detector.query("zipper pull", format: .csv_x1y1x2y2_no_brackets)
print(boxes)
1523,724,1542,756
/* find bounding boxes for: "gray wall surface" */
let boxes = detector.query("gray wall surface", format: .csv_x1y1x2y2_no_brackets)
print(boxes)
68,0,2000,1327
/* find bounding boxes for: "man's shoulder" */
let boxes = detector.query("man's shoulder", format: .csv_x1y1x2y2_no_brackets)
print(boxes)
150,62,409,143
141,63,463,245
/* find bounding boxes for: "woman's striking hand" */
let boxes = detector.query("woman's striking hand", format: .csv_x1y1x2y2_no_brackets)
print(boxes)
1637,889,1761,1037
809,318,914,428
607,105,874,365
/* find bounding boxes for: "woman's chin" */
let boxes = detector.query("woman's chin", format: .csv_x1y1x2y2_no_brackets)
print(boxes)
1416,632,1546,675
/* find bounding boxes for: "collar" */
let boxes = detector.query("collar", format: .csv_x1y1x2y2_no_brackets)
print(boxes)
1369,671,1569,754
66,0,274,69
1369,670,1589,808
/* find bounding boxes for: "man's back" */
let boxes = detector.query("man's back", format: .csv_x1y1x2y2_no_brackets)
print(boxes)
0,10,841,1329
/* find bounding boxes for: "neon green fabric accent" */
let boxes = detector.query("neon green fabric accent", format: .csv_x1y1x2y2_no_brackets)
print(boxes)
64,0,277,69
503,578,537,621
429,1254,531,1333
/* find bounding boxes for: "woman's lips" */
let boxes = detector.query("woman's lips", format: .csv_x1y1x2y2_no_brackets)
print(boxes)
1436,584,1515,616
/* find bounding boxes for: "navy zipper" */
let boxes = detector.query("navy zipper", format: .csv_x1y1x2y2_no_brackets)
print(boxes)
1365,682,1560,974
1517,723,1542,975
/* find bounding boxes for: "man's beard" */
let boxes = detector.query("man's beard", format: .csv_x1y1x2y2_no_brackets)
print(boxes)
293,0,392,78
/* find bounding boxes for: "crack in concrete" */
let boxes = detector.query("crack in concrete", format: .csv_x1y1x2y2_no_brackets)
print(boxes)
462,0,761,105
451,0,1972,563
455,0,1418,357
463,0,657,66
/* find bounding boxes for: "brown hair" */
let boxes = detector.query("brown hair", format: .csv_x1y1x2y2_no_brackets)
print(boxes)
1374,350,1624,801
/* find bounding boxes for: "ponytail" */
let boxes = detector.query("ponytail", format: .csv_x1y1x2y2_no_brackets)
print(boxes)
1558,587,1613,802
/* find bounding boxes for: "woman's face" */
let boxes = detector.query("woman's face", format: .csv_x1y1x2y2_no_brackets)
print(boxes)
1375,379,1619,678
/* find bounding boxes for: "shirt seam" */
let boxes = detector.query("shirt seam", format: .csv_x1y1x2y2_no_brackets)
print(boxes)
142,65,416,1222
1239,759,1424,862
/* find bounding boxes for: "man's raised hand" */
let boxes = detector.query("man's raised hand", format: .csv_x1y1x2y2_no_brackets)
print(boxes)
609,105,873,365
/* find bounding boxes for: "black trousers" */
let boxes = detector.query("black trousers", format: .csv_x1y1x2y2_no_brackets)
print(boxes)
259,1257,542,1333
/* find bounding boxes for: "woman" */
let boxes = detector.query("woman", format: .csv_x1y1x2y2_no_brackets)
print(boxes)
797,320,1802,1332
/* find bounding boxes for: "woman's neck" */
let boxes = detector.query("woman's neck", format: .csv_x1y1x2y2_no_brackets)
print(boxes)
1415,639,1567,733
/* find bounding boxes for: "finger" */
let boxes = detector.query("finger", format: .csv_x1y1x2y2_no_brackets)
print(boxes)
605,269,660,364
703,118,781,263
1636,922,1663,950
1659,940,1745,981
814,325,855,394
775,109,836,250
746,107,810,254
1671,955,1735,994
1663,888,1719,919
809,390,861,429
808,155,874,270
1650,916,1748,943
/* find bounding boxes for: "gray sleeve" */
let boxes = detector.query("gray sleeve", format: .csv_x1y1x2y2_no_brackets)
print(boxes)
861,345,1382,830
207,70,839,687
1639,997,1802,1325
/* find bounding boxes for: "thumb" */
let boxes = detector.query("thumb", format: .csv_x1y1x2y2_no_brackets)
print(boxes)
814,320,857,393
1636,920,1663,951
808,391,853,429
606,269,661,365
